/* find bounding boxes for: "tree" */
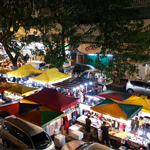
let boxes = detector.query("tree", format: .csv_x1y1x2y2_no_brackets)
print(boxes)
83,0,150,81
1,0,150,77
30,0,92,71
0,0,34,69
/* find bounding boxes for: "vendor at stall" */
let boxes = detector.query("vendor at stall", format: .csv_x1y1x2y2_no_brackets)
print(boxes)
101,121,111,146
131,117,139,134
85,115,92,139
139,117,144,129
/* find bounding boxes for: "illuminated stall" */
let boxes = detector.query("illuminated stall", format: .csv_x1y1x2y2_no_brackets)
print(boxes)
29,68,71,88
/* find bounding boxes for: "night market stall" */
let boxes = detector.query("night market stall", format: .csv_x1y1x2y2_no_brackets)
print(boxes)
89,98,150,149
23,88,82,144
29,68,71,87
90,98,143,121
96,92,150,114
19,105,65,127
53,77,94,98
53,77,93,89
0,82,21,102
6,84,40,97
0,99,65,127
95,92,132,101
23,88,80,112
7,64,43,82
0,82,20,88
0,100,40,116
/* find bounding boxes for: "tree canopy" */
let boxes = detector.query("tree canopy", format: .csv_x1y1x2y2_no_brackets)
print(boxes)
0,0,34,69
0,0,150,78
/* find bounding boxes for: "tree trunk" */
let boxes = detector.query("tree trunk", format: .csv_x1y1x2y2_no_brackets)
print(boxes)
12,61,18,70
3,46,18,70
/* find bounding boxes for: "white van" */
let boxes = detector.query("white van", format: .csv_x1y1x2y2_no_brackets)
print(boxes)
0,116,55,150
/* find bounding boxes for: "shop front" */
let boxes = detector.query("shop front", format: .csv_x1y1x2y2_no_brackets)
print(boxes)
76,97,150,149
76,44,112,67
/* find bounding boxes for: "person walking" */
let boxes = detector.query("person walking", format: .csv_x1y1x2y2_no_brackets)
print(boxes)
101,121,111,146
132,117,139,134
85,115,92,139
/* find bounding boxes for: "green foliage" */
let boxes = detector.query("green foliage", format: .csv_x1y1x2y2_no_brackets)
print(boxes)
0,0,34,68
83,0,150,81
31,0,89,70
0,0,150,77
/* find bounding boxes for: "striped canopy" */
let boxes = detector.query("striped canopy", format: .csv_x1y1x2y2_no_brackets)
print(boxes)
53,77,94,89
96,92,132,101
91,98,143,120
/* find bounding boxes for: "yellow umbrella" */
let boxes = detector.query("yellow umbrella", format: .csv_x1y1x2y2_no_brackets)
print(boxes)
6,84,40,96
7,64,43,78
29,68,71,84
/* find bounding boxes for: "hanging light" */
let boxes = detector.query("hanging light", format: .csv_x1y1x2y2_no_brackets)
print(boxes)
85,83,88,86
76,87,80,90
80,85,83,88
147,133,150,139
138,130,143,136
89,82,93,85
10,27,13,32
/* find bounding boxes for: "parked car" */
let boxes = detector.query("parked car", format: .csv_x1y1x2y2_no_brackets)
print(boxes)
61,140,111,150
80,70,113,85
126,80,150,96
63,65,72,75
0,116,55,149
73,64,97,74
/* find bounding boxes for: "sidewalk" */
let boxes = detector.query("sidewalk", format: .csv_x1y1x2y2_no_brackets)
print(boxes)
109,79,128,88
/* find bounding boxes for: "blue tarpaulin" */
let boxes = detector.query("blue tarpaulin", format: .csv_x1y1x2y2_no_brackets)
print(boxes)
22,74,41,81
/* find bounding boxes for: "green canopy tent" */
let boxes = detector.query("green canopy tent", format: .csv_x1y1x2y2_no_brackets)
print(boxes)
91,98,143,120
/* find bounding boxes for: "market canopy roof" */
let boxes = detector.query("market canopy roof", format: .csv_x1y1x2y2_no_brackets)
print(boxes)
29,68,71,84
0,101,39,116
96,92,132,101
23,88,80,112
53,77,94,89
6,84,40,96
19,106,65,127
0,87,9,93
90,98,143,120
0,82,20,88
0,67,11,74
7,64,43,78
112,96,150,113
0,101,64,127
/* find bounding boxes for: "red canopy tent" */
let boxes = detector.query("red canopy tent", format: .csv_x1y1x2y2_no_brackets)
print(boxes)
24,88,80,112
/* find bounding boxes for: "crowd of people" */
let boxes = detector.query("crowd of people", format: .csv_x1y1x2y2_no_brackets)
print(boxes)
0,57,24,69
84,112,149,147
